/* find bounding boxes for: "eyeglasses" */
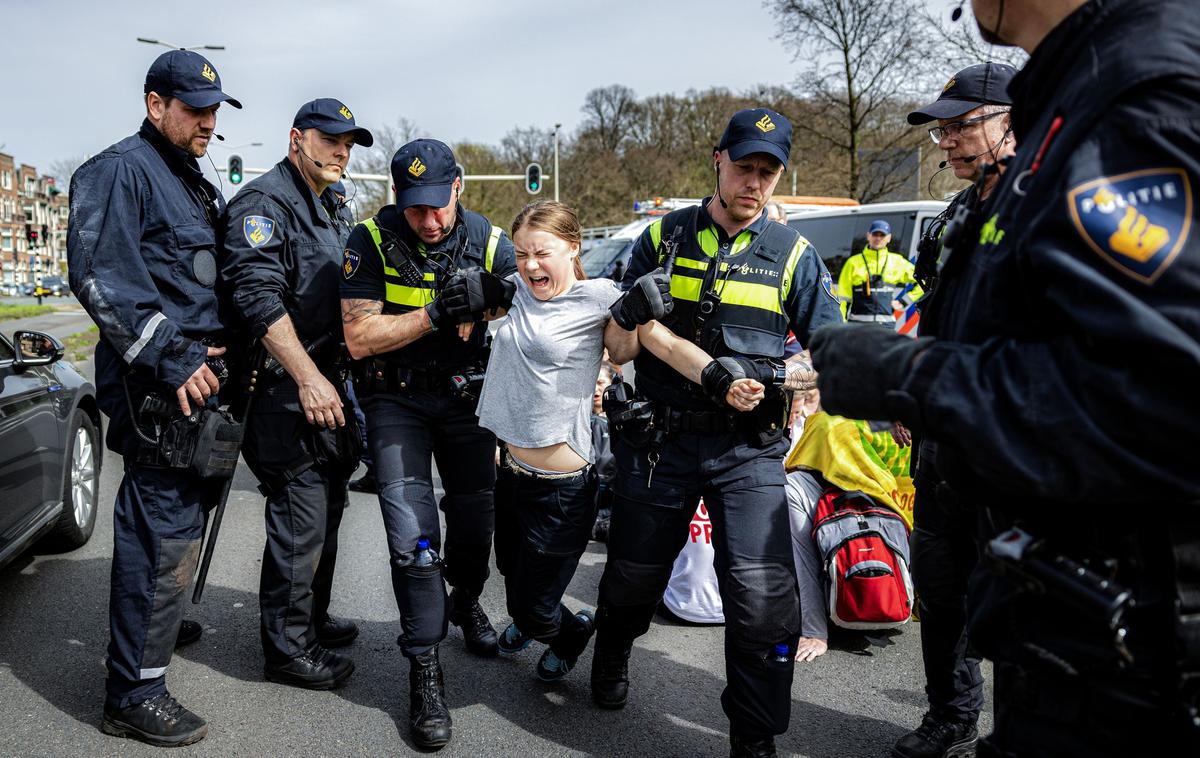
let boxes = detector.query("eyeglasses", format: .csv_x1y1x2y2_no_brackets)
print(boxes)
929,110,1010,143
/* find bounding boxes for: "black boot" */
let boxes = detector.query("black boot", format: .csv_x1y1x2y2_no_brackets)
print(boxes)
175,619,202,648
448,588,498,657
264,644,355,690
101,693,207,747
409,647,452,750
730,734,777,758
316,615,360,648
891,713,978,758
590,644,630,709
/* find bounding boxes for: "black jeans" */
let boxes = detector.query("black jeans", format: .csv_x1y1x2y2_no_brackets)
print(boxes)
597,431,799,738
910,478,983,723
495,457,597,659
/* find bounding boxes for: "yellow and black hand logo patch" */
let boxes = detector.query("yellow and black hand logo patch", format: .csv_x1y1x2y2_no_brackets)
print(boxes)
1067,168,1191,284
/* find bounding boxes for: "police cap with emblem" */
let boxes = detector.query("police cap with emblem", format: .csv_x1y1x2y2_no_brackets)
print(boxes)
390,139,458,210
144,50,242,109
717,108,793,169
293,98,374,146
907,62,1016,125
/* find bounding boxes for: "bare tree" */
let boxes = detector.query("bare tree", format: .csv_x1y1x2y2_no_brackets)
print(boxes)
578,85,640,154
919,3,1027,72
499,125,554,170
50,154,89,189
768,0,937,201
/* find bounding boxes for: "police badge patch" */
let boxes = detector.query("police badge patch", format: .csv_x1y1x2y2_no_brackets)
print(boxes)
820,270,837,302
343,249,361,279
243,216,275,249
1067,168,1192,284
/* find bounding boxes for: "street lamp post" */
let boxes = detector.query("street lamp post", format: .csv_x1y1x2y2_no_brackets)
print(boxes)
136,37,225,51
553,123,562,202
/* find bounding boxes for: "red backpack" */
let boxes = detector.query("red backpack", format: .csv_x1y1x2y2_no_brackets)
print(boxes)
811,487,914,630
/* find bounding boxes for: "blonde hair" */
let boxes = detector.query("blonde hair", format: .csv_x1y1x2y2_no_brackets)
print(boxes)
511,200,586,280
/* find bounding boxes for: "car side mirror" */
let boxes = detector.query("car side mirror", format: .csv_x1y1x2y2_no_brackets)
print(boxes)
12,329,64,372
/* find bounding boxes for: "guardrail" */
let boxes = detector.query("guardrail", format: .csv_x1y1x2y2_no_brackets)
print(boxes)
581,225,626,240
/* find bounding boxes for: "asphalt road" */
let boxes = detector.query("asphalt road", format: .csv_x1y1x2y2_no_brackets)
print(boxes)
0,308,993,757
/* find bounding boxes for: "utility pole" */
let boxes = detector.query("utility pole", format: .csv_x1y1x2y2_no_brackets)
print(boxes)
553,123,562,202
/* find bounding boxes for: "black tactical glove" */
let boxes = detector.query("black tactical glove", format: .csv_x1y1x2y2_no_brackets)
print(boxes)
460,266,516,311
810,323,931,423
425,273,472,330
700,356,770,407
610,268,673,330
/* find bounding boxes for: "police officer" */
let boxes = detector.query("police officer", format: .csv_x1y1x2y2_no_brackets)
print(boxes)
220,98,373,689
887,61,1017,758
340,138,516,750
836,219,923,324
812,0,1200,754
67,50,240,747
591,108,843,758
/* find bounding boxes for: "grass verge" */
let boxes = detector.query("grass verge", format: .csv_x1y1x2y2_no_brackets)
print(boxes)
62,325,100,363
0,303,53,320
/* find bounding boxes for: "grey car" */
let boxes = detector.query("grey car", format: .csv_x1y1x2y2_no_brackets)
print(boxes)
0,330,103,569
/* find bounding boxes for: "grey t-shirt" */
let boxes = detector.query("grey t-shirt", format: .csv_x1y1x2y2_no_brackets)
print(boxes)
477,276,622,464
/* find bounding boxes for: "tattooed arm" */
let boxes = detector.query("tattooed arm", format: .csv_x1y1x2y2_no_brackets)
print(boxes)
783,350,818,392
341,298,434,359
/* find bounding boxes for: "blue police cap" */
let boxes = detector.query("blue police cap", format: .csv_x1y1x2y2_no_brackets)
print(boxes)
869,219,891,234
391,139,458,210
717,108,792,169
907,62,1016,125
144,50,241,109
293,98,373,147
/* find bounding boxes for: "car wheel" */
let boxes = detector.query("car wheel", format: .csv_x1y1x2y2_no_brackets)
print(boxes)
48,410,100,549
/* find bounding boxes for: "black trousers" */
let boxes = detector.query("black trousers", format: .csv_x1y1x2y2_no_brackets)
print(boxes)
597,431,799,738
910,478,983,723
364,391,496,657
495,459,597,658
244,402,349,663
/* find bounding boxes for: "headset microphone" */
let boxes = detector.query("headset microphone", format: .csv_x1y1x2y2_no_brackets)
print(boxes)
951,0,965,21
714,161,729,209
294,140,325,168
213,133,225,142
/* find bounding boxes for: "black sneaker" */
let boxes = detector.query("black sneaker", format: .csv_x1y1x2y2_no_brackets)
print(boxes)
497,622,533,655
730,734,777,758
590,645,630,709
348,470,377,494
175,619,202,648
264,644,355,690
536,610,595,682
316,615,359,648
448,589,499,657
101,693,207,747
891,713,978,758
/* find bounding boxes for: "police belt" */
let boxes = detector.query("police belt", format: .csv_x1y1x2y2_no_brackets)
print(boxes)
361,361,483,396
652,403,741,435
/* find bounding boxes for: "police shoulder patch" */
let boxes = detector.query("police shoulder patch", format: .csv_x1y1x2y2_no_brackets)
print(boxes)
343,248,361,279
243,215,275,249
1067,168,1192,284
820,270,837,302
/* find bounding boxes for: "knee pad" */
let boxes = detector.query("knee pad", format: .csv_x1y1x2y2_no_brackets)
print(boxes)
722,561,799,657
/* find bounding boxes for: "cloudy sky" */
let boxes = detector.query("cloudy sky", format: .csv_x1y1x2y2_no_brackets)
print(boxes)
3,0,963,188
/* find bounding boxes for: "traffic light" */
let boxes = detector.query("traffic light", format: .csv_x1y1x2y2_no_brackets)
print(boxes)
228,154,243,185
525,162,542,195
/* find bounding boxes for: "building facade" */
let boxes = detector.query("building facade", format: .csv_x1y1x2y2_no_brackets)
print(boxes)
0,152,69,294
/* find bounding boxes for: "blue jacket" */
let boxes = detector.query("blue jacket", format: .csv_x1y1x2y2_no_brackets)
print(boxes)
902,0,1200,514
68,119,227,454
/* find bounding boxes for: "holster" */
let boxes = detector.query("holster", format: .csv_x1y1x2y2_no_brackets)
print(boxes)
136,405,242,482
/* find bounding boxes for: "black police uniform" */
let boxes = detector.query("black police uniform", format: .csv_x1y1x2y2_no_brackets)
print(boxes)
815,1,1200,754
908,186,985,730
66,51,239,732
340,201,515,659
220,156,360,672
595,197,843,741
